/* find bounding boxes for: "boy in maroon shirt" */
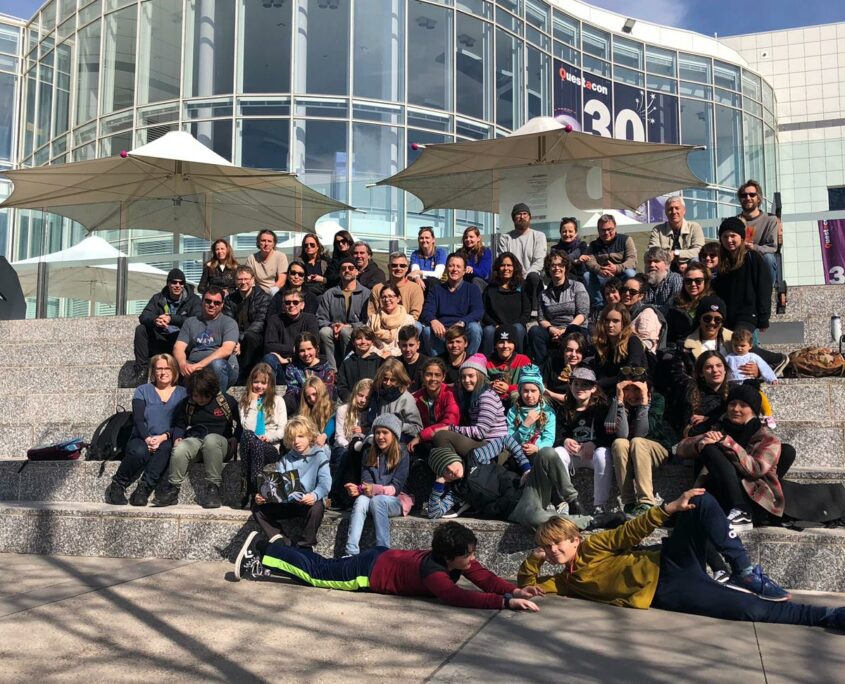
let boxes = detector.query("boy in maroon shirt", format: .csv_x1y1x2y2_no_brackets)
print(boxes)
234,521,542,611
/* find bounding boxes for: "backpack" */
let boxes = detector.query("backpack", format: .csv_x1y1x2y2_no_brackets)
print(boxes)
787,347,845,378
26,437,86,461
460,462,522,520
185,393,239,461
88,409,134,461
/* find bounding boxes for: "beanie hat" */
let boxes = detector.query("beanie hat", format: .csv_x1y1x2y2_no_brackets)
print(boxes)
718,216,746,238
167,268,186,283
695,295,727,322
460,353,488,378
371,414,403,443
511,202,531,218
428,447,463,478
517,364,545,395
495,324,518,343
339,256,357,269
728,382,762,416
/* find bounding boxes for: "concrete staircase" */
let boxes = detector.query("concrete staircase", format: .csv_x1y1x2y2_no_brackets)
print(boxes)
2,286,845,589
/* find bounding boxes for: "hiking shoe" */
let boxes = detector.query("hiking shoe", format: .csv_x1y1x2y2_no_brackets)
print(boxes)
568,499,583,515
152,483,180,507
727,508,754,534
588,511,627,530
203,483,223,509
727,565,791,602
234,531,270,581
105,481,128,506
712,569,731,585
129,481,153,507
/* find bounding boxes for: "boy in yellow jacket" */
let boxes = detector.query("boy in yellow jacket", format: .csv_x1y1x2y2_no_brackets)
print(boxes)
518,488,845,629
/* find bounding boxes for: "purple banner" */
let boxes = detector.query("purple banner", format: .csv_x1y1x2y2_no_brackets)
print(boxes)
818,219,845,284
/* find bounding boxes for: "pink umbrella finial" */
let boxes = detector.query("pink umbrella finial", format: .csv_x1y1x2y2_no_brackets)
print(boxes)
120,150,128,158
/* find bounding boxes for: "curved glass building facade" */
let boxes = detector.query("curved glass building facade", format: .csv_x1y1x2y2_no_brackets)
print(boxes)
13,0,777,271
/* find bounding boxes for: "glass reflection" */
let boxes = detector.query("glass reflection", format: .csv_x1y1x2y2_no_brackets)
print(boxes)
456,12,491,121
139,0,182,105
408,0,451,111
101,6,137,114
354,0,403,101
240,0,292,94
297,0,349,96
186,0,235,98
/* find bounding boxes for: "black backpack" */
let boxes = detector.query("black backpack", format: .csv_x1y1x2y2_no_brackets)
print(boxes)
88,408,133,461
460,463,522,520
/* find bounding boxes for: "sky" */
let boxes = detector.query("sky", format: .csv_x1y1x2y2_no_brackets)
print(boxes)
1,0,845,36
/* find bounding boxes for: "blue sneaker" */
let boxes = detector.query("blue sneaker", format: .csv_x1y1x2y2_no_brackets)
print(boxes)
726,565,792,602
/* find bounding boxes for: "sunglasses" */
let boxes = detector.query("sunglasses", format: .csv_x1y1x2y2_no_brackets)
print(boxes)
203,299,223,307
620,287,641,295
303,242,317,247
289,270,305,277
340,265,356,272
168,280,184,285
390,263,408,270
335,238,349,245
284,300,302,306
701,314,723,324
620,366,647,379
739,192,758,198
684,277,705,285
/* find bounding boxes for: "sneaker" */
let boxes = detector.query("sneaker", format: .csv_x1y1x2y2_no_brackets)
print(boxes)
203,483,223,509
441,502,471,519
726,565,792,602
152,483,180,507
105,481,128,506
129,481,153,507
727,508,754,534
771,354,790,377
712,569,731,585
567,499,583,516
622,502,638,518
588,511,627,530
234,531,271,581
592,505,607,516
629,503,654,519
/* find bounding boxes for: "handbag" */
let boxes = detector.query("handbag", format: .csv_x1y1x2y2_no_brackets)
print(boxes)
258,464,305,503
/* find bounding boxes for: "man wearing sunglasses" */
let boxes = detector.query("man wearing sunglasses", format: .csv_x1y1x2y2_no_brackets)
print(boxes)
737,179,779,285
132,268,201,386
647,196,704,273
316,257,371,370
262,291,320,383
173,286,239,392
224,266,271,384
367,251,424,321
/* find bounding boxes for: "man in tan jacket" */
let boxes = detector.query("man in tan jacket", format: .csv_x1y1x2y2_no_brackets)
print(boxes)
648,197,705,272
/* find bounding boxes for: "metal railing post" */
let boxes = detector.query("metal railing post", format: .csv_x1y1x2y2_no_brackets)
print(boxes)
115,256,128,316
35,261,49,319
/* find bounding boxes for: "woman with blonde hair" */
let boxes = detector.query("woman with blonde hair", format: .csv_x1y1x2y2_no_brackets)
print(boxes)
299,375,336,447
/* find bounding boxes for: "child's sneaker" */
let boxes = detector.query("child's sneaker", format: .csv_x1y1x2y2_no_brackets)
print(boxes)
727,508,754,534
712,569,731,585
234,531,270,581
726,565,792,602
441,502,471,519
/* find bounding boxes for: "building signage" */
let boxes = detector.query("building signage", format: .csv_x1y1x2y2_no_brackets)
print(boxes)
819,219,845,284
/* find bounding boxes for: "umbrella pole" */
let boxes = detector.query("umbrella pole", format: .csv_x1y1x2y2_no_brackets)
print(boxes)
115,202,128,315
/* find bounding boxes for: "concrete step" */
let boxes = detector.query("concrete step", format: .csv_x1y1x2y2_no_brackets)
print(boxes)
1,500,844,591
0,315,138,342
0,341,133,367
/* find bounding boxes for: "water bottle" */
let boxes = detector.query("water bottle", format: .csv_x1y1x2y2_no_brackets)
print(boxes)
832,315,842,344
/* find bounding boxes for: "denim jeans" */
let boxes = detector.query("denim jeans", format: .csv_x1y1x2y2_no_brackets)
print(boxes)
345,494,403,555
422,321,482,356
208,358,238,392
761,251,779,286
261,352,288,384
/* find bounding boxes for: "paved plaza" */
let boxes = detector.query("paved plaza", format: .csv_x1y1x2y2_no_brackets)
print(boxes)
1,553,843,683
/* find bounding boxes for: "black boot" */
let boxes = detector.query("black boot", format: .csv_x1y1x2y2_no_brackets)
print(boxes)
153,482,180,507
129,480,153,507
239,477,252,510
204,483,222,509
105,481,128,506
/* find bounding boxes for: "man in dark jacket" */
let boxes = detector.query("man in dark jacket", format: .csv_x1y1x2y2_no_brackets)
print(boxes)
262,290,320,383
353,241,386,290
224,265,271,383
132,268,201,384
581,215,638,310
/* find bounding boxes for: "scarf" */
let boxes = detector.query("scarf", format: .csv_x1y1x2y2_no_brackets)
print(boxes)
720,416,762,448
372,304,409,341
255,396,266,437
367,386,404,426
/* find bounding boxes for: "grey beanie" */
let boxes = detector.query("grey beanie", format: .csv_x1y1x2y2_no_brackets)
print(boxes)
371,413,403,442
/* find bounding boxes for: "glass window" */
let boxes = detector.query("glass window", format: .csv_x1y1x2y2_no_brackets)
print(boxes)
138,0,182,105
583,54,611,79
742,70,762,101
239,0,292,94
238,119,290,171
646,46,675,77
42,2,57,32
714,60,740,91
527,46,549,119
239,97,290,117
100,130,134,157
715,104,743,188
54,42,70,136
554,41,579,66
525,0,549,32
37,60,53,149
646,91,679,145
354,0,403,101
0,25,19,55
79,0,101,27
762,81,774,111
457,0,492,19
293,119,348,202
351,123,400,228
184,98,233,119
189,118,232,161
613,65,643,87
456,118,489,139
744,98,762,118
185,0,235,98
406,128,450,227
526,26,548,51
552,10,577,46
407,108,451,132
743,114,764,185
101,109,133,135
353,101,402,124
678,53,711,84
52,133,68,157
679,80,711,100
58,16,75,42
456,12,492,121
101,6,137,113
294,98,349,118
582,25,609,60
495,28,520,130
408,1,451,111
495,7,522,34
137,101,180,126
613,36,643,70
715,88,740,107
646,74,676,94
0,72,15,162
297,0,350,96
24,74,35,158
59,0,76,21
679,97,714,183
76,21,100,124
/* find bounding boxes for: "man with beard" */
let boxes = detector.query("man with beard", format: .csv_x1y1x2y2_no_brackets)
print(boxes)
643,247,683,311
737,179,779,286
224,266,271,384
495,203,547,310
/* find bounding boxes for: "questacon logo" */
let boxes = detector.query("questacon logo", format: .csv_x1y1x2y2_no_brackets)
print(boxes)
822,220,832,249
558,67,609,96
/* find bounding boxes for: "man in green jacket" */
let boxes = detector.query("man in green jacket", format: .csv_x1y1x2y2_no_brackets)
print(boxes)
518,488,845,630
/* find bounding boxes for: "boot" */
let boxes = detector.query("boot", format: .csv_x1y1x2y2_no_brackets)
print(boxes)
129,480,153,507
204,483,222,509
105,481,128,506
153,482,180,507
239,477,252,510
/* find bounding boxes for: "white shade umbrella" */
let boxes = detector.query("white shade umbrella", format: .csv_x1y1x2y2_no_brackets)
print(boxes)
0,131,352,240
582,210,644,232
11,235,170,304
377,117,707,216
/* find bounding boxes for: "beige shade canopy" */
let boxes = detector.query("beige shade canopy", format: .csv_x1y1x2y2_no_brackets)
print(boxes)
377,117,707,215
0,131,351,241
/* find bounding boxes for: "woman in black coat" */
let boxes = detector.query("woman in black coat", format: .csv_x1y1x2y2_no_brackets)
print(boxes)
480,251,531,356
324,229,355,289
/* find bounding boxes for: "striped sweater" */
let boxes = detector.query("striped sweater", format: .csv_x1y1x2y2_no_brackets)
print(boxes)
451,389,507,441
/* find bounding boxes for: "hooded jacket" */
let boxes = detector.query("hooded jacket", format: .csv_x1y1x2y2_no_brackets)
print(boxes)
139,284,201,329
275,444,332,500
414,385,461,442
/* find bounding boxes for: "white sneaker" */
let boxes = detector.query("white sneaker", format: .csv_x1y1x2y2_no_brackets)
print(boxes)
441,502,471,519
727,508,754,534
